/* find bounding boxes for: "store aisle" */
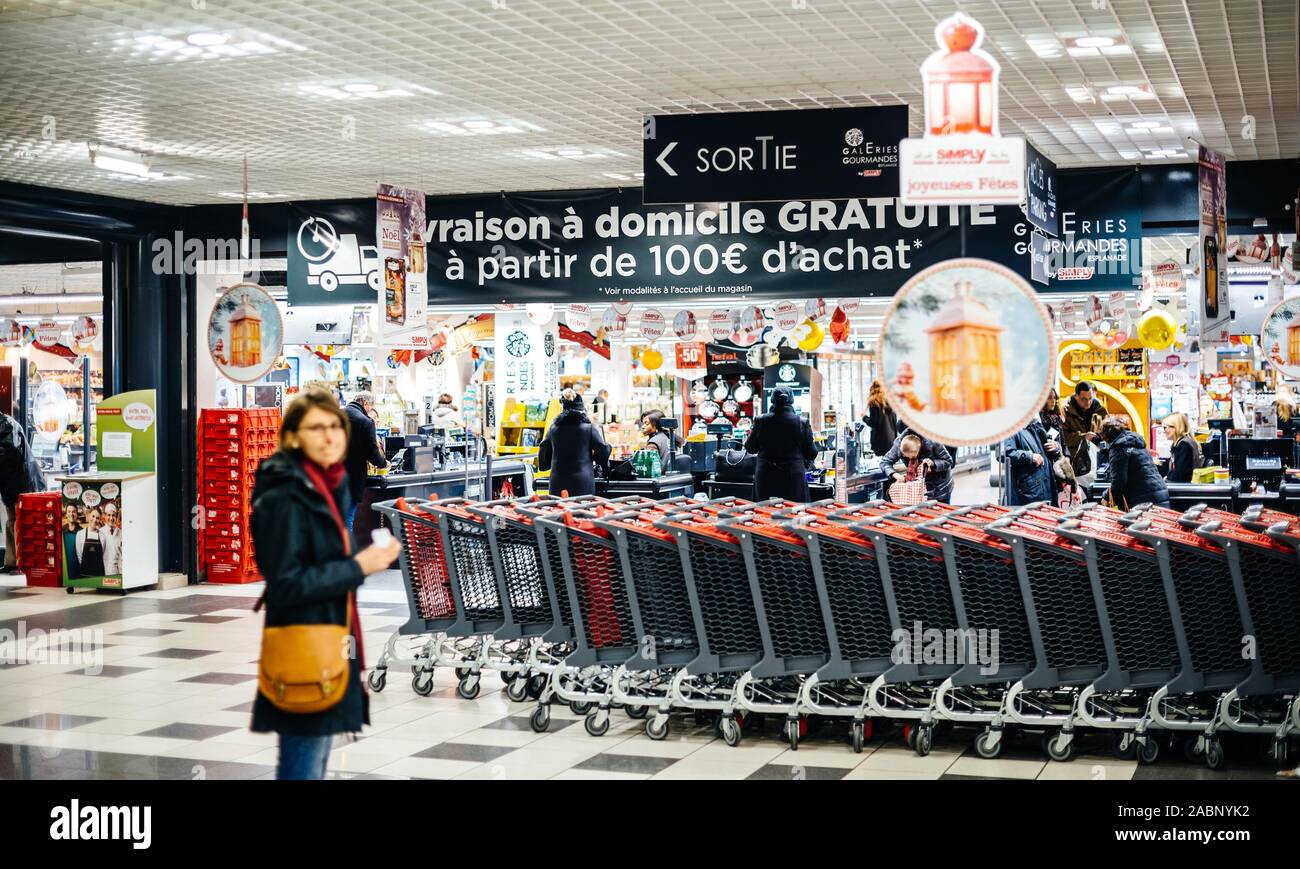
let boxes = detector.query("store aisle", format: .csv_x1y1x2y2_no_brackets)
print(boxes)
0,582,1279,781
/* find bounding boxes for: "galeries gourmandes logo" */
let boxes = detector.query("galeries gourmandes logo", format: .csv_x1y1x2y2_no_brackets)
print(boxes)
842,128,898,176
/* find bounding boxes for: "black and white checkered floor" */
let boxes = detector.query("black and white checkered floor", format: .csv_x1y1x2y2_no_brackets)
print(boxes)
0,576,1286,781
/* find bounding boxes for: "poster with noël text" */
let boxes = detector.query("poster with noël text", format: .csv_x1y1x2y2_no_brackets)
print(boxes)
376,184,429,350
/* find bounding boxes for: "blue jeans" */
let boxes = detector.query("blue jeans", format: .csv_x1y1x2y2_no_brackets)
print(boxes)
344,502,359,532
277,734,333,780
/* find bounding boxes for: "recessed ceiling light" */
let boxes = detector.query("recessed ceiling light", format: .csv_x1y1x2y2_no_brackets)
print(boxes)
1129,121,1162,129
556,148,585,157
462,120,496,129
186,32,229,47
1074,36,1115,48
1065,87,1094,102
342,82,379,93
1107,85,1143,95
88,145,151,177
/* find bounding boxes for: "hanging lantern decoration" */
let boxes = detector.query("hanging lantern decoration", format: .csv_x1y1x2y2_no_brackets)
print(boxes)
795,319,825,352
804,298,827,322
640,347,664,371
612,301,634,316
829,306,851,344
525,303,554,326
0,318,23,348
601,306,627,337
672,309,696,338
1136,308,1177,351
923,14,997,136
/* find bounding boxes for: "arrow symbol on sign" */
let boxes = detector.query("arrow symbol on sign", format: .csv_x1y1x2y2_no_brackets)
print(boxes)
656,141,678,177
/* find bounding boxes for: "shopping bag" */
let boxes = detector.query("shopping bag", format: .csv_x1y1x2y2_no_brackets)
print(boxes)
1074,441,1100,488
888,477,927,506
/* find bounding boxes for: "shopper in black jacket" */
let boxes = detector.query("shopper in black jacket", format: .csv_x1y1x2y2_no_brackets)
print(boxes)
745,387,818,502
1100,415,1170,509
1,412,44,573
249,389,401,780
343,392,387,530
881,430,955,502
538,389,610,496
864,379,898,456
1160,413,1202,483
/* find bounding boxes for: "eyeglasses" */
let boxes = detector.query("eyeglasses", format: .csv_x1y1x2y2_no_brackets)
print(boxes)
298,422,344,436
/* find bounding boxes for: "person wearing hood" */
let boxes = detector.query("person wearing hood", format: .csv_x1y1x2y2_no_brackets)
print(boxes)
342,391,387,530
744,386,818,502
538,388,610,496
249,388,401,780
428,393,464,430
1161,413,1202,483
999,418,1059,506
1099,415,1169,509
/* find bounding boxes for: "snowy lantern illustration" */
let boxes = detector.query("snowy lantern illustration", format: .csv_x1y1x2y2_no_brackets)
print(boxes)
229,293,263,368
925,280,1004,415
923,14,997,136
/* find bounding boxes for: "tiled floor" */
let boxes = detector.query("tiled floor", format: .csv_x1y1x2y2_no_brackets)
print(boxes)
0,577,1289,781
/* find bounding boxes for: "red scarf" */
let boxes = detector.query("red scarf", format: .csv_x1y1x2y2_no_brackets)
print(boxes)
299,457,365,672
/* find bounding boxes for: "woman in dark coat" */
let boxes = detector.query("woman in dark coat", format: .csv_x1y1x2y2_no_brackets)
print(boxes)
745,387,818,502
1099,415,1170,509
999,419,1058,506
881,431,955,502
864,379,898,456
538,389,610,496
250,389,401,780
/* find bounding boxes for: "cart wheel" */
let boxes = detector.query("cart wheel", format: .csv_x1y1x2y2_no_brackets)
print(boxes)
411,671,435,696
526,674,547,700
1272,739,1290,767
625,705,648,720
1182,735,1205,764
646,715,669,741
1137,736,1160,765
584,710,610,737
505,676,529,703
65,587,75,595
455,667,471,680
902,723,916,750
1111,732,1137,760
367,669,387,693
456,674,481,700
851,721,865,754
1043,730,1075,763
501,671,517,685
914,724,933,757
785,719,800,751
529,705,550,733
974,730,1003,759
1204,738,1226,771
719,715,742,747
568,700,593,716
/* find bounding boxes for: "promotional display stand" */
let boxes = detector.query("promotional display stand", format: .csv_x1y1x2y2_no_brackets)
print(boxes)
57,389,159,593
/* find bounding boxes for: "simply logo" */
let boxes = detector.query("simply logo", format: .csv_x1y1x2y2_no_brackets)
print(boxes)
50,800,151,850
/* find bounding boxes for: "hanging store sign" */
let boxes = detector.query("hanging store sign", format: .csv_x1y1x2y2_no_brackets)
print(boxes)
1024,142,1058,237
898,14,1026,206
1041,168,1143,291
207,283,283,383
675,341,707,371
1029,232,1051,286
34,319,62,346
288,200,381,306
495,310,559,428
0,319,23,347
643,105,907,204
1198,144,1230,343
376,184,429,350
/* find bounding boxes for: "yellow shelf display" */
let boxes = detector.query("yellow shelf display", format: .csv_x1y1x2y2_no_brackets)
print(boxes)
1057,340,1151,436
496,396,561,456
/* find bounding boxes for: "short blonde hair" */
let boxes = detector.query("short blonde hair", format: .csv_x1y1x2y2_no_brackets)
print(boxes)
1162,413,1189,440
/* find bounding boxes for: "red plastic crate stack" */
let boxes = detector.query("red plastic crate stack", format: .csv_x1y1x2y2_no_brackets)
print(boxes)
16,492,63,587
198,408,281,583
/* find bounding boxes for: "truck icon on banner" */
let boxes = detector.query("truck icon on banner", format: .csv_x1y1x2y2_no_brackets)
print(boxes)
296,216,381,293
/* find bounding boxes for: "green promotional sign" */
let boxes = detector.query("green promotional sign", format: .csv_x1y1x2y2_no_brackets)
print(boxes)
95,389,157,473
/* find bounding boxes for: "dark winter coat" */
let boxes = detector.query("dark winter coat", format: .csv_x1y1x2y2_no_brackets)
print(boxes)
1061,396,1106,476
249,452,369,736
1000,421,1056,506
744,406,818,502
881,433,954,503
0,412,43,507
1104,431,1170,509
1166,435,1202,483
539,409,610,497
343,400,386,503
865,403,898,456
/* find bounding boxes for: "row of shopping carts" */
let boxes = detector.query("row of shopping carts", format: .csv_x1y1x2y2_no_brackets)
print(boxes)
369,492,1300,767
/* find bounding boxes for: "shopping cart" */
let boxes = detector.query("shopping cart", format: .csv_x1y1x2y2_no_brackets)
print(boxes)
984,513,1111,761
913,504,1033,759
1051,517,1183,763
369,496,460,694
1195,517,1300,767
